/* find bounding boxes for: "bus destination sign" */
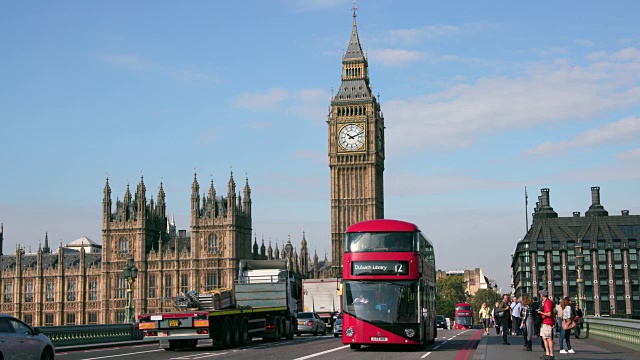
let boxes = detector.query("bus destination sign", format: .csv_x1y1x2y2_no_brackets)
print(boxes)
351,261,409,275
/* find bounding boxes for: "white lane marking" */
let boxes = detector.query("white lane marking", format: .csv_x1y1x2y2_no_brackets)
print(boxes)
172,353,228,359
132,344,156,348
421,352,432,359
84,348,121,353
292,345,350,360
432,345,441,350
66,349,163,360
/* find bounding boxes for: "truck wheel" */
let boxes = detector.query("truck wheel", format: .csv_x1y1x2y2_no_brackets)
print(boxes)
231,318,241,347
175,340,187,350
164,340,177,351
238,319,249,346
221,318,232,349
285,318,294,340
274,318,281,341
185,340,198,350
350,344,361,350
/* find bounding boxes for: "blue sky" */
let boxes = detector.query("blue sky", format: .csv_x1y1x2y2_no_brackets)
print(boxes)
1,0,639,290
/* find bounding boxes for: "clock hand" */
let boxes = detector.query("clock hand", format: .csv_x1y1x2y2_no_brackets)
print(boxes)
347,131,363,139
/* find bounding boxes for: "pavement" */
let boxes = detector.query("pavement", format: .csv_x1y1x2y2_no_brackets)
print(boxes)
56,340,156,352
473,332,638,360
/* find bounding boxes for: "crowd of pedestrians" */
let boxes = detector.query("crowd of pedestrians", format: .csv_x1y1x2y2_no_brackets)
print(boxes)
481,289,584,360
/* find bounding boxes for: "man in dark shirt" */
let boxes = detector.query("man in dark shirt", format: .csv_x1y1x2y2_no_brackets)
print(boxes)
498,294,511,345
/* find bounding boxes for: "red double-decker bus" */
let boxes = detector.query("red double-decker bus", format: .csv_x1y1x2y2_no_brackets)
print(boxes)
341,219,437,350
454,303,473,329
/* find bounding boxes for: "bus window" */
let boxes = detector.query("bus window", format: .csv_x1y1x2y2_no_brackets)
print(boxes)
345,232,414,253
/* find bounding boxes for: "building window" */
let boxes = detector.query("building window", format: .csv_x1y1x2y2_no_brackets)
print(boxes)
149,275,156,298
116,276,126,299
165,275,173,298
598,253,607,263
25,281,34,303
205,271,217,291
613,252,622,262
23,314,33,325
89,279,98,301
116,311,125,324
207,233,218,252
45,313,55,326
3,282,12,303
181,274,189,294
45,281,55,302
88,312,98,324
119,237,129,253
67,280,77,301
66,313,76,325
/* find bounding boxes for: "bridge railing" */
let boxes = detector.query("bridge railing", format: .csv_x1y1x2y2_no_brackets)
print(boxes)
584,316,640,350
35,323,145,348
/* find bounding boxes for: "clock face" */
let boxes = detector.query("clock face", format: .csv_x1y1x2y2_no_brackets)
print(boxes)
339,124,365,151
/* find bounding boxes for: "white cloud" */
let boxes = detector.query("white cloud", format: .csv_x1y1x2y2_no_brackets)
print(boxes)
617,148,640,161
232,87,329,122
525,117,640,156
232,88,290,110
284,0,345,12
386,23,496,45
367,48,425,66
384,47,640,152
102,54,151,71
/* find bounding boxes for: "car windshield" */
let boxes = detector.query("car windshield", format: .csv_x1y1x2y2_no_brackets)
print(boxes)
297,313,313,319
437,315,445,321
342,280,418,324
345,232,414,252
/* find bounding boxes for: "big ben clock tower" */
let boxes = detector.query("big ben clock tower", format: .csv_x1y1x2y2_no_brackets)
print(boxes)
328,4,385,276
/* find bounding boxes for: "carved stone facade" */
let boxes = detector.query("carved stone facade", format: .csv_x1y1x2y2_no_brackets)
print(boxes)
328,8,385,275
0,173,331,326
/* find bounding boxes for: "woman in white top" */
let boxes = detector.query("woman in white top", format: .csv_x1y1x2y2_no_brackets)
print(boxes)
559,296,575,354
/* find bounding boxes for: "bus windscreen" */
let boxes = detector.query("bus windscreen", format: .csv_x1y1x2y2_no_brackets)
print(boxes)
345,232,414,253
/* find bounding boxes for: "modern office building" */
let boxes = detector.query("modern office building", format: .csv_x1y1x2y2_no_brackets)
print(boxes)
511,187,640,316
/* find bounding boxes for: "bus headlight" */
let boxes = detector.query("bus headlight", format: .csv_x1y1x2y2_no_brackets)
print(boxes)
345,327,354,337
404,328,415,338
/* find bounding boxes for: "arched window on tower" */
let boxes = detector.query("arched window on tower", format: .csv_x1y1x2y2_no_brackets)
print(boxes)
207,233,218,253
119,237,129,253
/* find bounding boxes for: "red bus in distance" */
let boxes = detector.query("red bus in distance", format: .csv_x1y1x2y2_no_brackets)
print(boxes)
454,303,473,329
341,219,437,350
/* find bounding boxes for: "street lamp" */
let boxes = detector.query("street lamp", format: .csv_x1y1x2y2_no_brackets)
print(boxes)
123,257,138,323
575,239,586,315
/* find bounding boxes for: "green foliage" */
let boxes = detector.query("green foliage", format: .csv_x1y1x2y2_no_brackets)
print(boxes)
469,288,502,323
436,276,467,317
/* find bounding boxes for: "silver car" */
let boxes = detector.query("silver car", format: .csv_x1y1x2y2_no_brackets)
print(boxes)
0,314,55,360
296,312,326,336
332,318,343,337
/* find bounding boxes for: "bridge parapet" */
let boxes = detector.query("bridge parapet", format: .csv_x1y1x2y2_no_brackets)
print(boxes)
585,316,640,350
36,323,143,347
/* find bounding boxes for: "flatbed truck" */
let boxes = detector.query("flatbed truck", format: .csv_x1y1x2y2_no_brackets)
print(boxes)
137,259,298,350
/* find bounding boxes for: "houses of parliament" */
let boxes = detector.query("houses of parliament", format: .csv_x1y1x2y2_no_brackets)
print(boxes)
0,5,384,326
0,173,332,326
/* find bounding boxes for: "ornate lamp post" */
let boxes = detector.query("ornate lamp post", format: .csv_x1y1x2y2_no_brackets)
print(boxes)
575,239,585,315
123,257,138,323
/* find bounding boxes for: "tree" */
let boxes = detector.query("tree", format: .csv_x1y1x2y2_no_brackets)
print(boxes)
436,275,467,317
469,288,502,323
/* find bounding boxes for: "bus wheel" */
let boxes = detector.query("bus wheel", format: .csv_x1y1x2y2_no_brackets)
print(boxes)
221,318,232,348
350,344,361,350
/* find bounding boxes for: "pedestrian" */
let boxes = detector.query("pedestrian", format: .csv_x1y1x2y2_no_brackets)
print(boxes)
511,295,522,335
537,289,555,360
498,294,511,345
493,301,501,335
520,296,534,351
559,297,576,354
554,298,563,338
479,302,492,335
531,296,541,336
574,302,584,338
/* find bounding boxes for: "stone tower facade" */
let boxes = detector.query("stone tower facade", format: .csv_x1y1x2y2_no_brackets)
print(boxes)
328,7,385,275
